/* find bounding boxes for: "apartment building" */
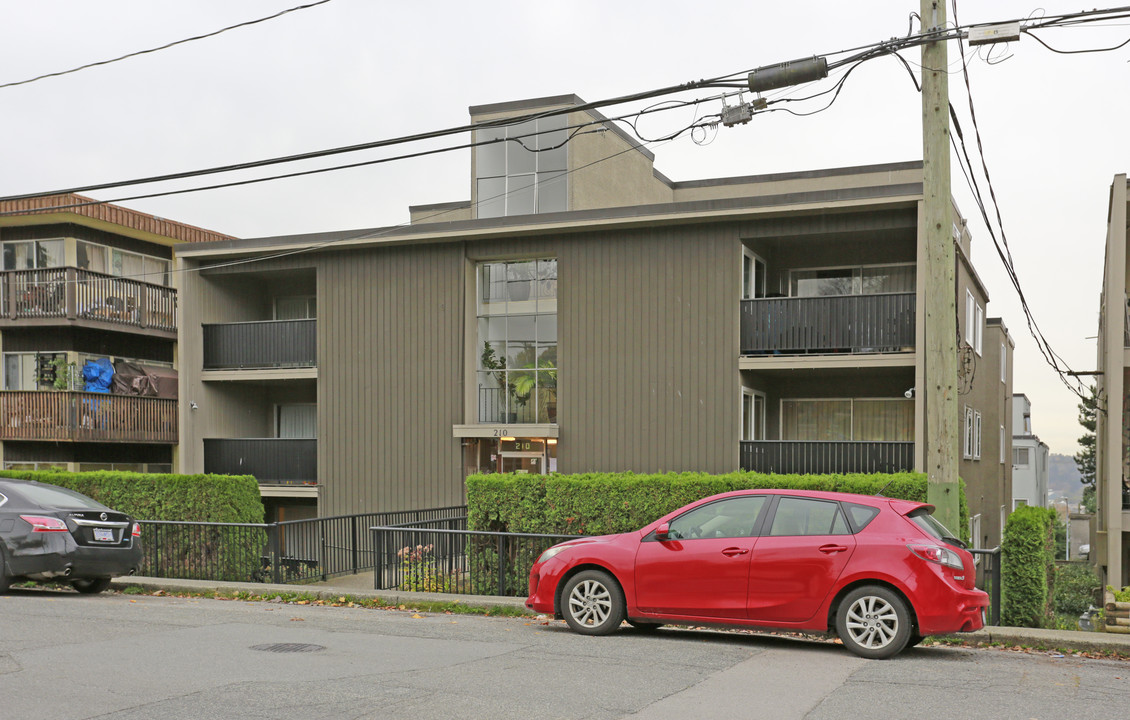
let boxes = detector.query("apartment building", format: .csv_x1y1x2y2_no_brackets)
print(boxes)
1095,172,1130,587
175,94,1013,532
1010,393,1049,509
0,194,230,473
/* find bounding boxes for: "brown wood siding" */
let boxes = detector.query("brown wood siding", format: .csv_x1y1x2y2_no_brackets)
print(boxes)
557,225,738,474
319,244,465,515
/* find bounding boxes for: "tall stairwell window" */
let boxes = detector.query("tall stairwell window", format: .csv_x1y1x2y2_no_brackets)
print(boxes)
475,115,567,218
477,259,557,424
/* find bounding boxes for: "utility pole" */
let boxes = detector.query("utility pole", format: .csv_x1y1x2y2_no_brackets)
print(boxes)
921,0,960,533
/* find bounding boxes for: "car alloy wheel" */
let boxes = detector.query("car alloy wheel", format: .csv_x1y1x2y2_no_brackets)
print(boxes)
836,585,912,659
561,570,625,635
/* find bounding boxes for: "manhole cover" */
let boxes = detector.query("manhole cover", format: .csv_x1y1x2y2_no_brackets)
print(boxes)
250,643,326,653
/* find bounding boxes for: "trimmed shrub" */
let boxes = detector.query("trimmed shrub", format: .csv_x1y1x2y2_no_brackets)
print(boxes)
1053,562,1100,617
0,470,265,581
466,470,967,595
1001,505,1057,627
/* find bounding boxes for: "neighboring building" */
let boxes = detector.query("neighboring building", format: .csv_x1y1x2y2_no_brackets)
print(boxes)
0,194,230,473
175,94,1013,533
1095,172,1130,587
1010,394,1049,509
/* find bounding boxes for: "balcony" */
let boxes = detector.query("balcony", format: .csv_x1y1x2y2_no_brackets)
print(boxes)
203,319,316,370
0,391,177,443
740,292,915,355
740,440,914,474
0,267,176,337
203,438,317,485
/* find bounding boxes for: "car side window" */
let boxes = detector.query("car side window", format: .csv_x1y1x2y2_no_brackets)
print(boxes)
768,497,851,536
844,503,880,532
667,496,766,540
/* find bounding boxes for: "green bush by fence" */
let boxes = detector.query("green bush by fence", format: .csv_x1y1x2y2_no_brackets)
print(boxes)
0,470,265,581
466,470,966,595
1001,504,1057,627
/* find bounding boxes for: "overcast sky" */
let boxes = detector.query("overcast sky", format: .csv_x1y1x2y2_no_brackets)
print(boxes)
2,1,1127,456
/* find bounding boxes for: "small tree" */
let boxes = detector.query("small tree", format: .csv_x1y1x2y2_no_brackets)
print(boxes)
1074,384,1097,513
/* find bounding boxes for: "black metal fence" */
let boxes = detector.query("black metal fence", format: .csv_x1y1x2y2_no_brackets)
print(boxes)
740,292,915,355
139,506,466,583
372,523,580,596
970,546,1002,626
740,440,914,474
202,318,316,369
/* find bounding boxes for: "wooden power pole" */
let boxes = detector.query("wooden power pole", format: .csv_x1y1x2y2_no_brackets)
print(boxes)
921,0,961,533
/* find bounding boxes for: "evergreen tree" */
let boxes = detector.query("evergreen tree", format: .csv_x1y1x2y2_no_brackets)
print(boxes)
1074,384,1097,513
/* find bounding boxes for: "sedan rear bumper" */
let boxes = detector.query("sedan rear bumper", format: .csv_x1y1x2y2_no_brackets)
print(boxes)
5,532,143,580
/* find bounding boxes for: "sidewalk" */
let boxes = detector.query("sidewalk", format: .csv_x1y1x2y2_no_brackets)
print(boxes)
110,574,1130,656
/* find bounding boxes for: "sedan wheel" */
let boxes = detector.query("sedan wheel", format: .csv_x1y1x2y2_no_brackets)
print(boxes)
70,577,112,595
835,586,912,659
561,570,625,635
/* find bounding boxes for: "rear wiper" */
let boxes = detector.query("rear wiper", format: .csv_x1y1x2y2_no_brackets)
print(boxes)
941,535,967,550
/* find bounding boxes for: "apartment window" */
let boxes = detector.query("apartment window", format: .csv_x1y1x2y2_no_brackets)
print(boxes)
963,406,974,459
3,461,67,471
1000,342,1007,382
780,398,913,441
477,259,557,424
742,248,767,300
1013,447,1030,466
77,241,170,286
2,239,64,270
789,263,915,297
277,404,317,438
1000,425,1006,464
974,304,984,355
475,115,567,218
973,411,982,460
965,290,975,346
3,352,65,391
741,388,766,441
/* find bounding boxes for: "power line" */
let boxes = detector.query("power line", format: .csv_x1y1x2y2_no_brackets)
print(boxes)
0,0,337,90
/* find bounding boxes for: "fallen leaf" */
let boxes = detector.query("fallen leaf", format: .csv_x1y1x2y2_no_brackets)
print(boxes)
411,613,423,619
296,601,308,605
290,617,304,622
338,596,346,603
129,600,137,604
399,605,406,610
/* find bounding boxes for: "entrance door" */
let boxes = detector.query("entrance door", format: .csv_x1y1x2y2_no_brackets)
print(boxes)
500,453,543,474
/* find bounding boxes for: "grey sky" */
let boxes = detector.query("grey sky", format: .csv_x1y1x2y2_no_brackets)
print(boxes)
2,0,1126,455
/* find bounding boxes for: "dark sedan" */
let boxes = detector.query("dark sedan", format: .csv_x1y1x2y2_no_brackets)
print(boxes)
0,479,142,594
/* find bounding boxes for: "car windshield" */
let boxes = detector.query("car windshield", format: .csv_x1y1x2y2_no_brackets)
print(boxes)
907,507,965,548
6,483,107,510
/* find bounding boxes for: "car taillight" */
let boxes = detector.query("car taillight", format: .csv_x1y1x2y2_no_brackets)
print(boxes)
20,515,69,532
132,522,142,538
907,543,964,570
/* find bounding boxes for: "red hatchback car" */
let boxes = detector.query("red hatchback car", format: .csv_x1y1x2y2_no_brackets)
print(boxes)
526,489,988,659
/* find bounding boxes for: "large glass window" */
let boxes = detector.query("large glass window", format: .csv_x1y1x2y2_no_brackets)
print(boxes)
781,398,913,442
77,241,170,286
790,263,914,298
475,115,568,218
477,259,557,424
2,239,63,270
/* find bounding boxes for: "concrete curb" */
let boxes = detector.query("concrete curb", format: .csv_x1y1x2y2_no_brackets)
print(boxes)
941,625,1130,655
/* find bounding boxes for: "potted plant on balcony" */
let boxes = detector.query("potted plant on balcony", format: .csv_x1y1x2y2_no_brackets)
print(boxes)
510,344,557,423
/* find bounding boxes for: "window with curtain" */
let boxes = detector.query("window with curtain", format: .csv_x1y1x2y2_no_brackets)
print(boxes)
790,263,915,297
780,398,912,442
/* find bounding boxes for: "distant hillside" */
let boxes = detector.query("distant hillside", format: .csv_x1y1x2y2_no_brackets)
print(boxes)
1049,453,1084,502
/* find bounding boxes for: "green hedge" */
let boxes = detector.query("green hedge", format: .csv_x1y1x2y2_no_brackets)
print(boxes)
467,470,965,536
0,470,263,523
1001,505,1057,627
465,471,967,596
0,470,265,581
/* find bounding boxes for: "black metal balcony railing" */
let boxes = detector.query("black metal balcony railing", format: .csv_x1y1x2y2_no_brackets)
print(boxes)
740,292,915,355
0,390,177,443
0,267,176,333
740,440,914,475
202,319,316,370
203,438,317,485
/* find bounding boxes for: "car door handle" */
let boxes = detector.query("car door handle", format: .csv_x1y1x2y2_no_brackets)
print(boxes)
721,547,749,557
818,544,849,554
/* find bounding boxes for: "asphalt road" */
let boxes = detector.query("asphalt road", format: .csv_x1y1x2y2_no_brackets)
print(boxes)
1,586,1127,720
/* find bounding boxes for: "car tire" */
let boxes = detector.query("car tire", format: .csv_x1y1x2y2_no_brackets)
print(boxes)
626,619,664,632
561,570,625,636
835,585,912,660
906,633,924,648
70,577,112,595
0,546,9,594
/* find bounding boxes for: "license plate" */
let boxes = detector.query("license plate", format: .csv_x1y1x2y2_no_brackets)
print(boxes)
93,528,114,542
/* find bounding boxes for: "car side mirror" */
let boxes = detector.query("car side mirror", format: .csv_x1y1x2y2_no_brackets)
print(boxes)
655,522,670,541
